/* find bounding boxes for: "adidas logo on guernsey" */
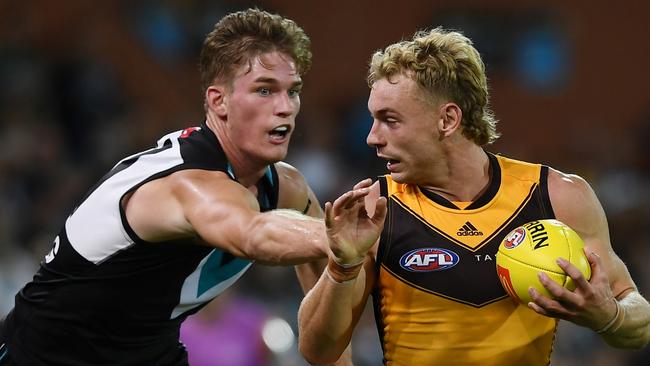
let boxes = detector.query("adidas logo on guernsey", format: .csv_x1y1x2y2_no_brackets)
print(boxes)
457,221,483,236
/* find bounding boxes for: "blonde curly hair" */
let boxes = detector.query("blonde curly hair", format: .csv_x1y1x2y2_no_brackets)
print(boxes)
368,27,499,145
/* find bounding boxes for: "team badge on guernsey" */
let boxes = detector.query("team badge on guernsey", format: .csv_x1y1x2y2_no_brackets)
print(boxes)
399,248,460,272
503,227,526,249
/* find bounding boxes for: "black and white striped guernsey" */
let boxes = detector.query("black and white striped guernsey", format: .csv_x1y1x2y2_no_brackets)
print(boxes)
1,123,279,365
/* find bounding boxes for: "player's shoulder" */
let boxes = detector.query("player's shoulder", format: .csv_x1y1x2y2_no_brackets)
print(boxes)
274,161,310,210
168,168,233,186
166,169,247,202
491,153,543,182
547,167,593,199
274,161,304,179
547,167,603,232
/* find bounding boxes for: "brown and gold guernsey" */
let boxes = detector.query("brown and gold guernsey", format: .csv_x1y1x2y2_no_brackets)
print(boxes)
373,152,557,366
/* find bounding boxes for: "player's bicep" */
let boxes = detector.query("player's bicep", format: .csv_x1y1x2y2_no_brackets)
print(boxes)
174,171,260,256
276,162,323,217
549,169,637,294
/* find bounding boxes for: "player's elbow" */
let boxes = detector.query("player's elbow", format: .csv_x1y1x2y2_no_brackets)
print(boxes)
298,318,340,364
299,338,340,365
298,343,321,365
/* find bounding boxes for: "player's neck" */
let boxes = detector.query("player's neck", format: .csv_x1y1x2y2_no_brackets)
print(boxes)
421,142,491,202
205,116,268,188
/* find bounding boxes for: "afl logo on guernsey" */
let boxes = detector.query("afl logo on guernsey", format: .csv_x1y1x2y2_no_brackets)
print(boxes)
503,227,526,249
399,248,459,272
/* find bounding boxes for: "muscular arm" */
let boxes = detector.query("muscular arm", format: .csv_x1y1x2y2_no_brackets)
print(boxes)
124,169,365,265
298,181,385,365
183,170,332,264
299,258,376,365
529,168,650,349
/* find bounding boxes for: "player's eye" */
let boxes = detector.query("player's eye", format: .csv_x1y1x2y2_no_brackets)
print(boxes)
382,116,398,124
257,87,271,96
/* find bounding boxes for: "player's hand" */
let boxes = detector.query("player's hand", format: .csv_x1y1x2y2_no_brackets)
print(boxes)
527,247,618,330
324,179,387,265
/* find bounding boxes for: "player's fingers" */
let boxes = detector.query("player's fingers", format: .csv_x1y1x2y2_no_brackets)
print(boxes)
331,190,355,213
538,271,583,307
342,188,370,210
324,201,333,228
528,286,566,317
584,247,607,284
344,195,362,210
372,197,388,226
528,287,553,310
534,274,582,318
556,257,589,289
527,298,574,320
352,178,373,190
358,204,368,219
527,301,550,316
537,272,565,298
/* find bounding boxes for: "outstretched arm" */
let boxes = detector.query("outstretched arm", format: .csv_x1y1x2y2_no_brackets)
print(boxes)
299,181,387,365
124,169,372,265
528,169,650,349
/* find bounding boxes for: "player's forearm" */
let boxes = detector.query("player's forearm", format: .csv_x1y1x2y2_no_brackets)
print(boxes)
243,209,328,265
295,259,328,294
600,291,650,349
298,270,362,365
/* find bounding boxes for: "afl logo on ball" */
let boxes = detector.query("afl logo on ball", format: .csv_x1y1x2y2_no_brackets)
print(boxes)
503,227,526,249
399,248,459,272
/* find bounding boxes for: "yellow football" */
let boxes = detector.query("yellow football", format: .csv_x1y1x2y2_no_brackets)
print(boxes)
495,219,591,304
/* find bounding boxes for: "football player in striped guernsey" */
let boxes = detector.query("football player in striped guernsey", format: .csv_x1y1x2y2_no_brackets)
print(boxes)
299,27,650,366
0,8,385,366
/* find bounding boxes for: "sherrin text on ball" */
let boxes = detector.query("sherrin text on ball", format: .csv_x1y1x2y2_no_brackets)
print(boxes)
496,219,591,304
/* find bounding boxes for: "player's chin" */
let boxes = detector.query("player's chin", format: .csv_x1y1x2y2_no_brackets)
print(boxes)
389,171,410,184
262,146,289,163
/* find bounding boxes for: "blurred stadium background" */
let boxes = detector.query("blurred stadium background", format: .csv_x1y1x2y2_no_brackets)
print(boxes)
1,0,649,365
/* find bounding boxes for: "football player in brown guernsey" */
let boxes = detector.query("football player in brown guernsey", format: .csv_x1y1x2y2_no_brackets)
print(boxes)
298,27,650,365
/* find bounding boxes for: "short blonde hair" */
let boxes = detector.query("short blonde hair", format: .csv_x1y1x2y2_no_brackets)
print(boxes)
368,27,499,145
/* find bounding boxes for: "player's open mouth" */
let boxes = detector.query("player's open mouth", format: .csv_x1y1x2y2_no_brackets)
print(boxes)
386,159,400,171
269,125,291,141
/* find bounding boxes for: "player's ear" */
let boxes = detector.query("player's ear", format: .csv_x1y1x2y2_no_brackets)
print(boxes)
438,102,462,138
205,85,228,118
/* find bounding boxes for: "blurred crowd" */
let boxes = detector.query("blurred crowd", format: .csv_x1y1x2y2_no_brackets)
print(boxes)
1,1,649,365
